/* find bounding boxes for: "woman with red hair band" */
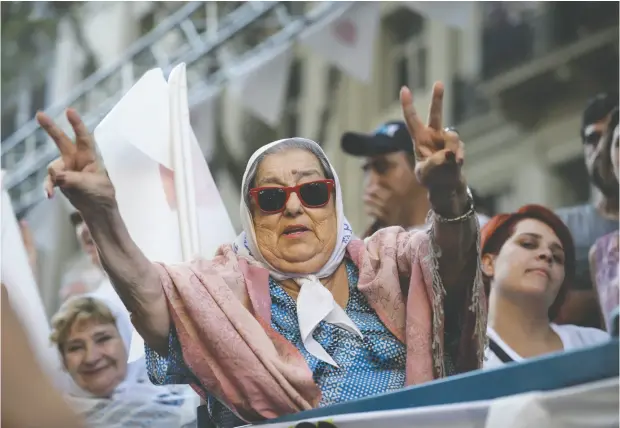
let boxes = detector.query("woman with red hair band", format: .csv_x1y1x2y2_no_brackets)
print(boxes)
481,205,609,368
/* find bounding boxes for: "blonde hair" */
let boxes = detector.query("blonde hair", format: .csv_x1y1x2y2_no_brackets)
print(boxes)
50,296,117,353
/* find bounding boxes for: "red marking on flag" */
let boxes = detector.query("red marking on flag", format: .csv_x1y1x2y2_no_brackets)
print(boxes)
332,18,357,46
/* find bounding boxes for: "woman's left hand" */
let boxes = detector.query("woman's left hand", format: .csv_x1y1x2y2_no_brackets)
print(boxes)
399,83,464,191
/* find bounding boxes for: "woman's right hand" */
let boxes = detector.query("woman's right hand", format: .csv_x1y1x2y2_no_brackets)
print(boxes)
37,109,116,212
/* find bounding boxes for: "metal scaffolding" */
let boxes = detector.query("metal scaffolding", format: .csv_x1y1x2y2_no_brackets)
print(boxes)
2,1,345,214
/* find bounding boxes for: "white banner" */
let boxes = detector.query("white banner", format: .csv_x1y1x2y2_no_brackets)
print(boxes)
0,171,63,385
405,2,476,30
300,2,381,83
258,378,618,428
228,43,294,127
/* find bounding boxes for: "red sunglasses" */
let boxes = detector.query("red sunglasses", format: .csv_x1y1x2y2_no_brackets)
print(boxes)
249,179,335,214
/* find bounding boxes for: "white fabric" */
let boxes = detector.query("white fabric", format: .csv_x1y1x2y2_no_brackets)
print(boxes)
59,294,199,427
168,63,237,260
95,66,235,265
257,378,619,428
485,378,618,428
95,69,185,264
228,42,294,126
0,172,64,386
300,2,381,83
233,138,358,367
484,324,610,369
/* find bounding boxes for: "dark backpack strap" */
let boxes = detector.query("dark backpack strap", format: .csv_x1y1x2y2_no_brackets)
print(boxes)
488,338,515,364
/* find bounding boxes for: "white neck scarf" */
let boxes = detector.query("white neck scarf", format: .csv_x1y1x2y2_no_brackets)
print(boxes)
233,138,359,367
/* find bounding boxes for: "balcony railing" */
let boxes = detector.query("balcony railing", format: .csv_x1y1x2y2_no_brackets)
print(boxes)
481,2,619,81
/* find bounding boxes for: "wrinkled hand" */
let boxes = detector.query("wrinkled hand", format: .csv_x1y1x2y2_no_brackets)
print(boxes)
400,83,464,191
36,109,116,212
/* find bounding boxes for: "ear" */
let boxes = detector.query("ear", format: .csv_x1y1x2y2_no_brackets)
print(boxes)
481,253,496,278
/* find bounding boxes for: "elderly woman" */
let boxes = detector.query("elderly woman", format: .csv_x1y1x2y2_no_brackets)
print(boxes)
50,293,198,428
37,83,485,425
481,205,609,369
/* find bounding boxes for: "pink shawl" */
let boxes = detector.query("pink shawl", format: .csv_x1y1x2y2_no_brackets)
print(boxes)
154,226,486,422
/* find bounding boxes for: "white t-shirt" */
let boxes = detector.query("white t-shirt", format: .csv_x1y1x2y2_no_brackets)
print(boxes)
484,324,609,369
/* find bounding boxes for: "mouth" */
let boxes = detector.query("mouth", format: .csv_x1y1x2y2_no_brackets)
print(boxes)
282,225,310,238
527,268,550,279
81,365,110,376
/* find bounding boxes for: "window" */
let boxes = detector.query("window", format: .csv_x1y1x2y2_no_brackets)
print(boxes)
382,7,427,107
384,38,427,107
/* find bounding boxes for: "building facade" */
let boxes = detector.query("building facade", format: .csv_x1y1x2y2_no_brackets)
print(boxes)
1,1,618,313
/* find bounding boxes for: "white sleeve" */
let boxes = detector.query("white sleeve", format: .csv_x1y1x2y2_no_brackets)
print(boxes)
562,325,610,349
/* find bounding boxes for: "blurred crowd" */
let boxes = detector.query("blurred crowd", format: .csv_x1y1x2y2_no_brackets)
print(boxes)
3,83,619,428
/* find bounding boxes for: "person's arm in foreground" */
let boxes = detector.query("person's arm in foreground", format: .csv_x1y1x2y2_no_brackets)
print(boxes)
1,284,84,428
37,109,170,354
400,84,477,304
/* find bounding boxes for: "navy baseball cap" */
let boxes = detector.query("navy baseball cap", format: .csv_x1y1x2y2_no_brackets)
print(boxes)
581,92,618,141
341,120,413,157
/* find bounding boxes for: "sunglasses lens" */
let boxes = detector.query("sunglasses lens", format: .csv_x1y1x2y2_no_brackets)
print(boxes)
257,188,287,212
299,181,330,207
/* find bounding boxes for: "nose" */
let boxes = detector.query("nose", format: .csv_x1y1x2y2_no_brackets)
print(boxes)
83,342,103,365
365,170,380,189
536,246,553,264
283,190,303,217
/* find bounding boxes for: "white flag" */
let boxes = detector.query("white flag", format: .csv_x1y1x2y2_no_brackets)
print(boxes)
228,43,294,126
93,65,236,360
300,2,381,83
405,2,475,30
95,69,184,265
0,171,63,385
169,63,236,259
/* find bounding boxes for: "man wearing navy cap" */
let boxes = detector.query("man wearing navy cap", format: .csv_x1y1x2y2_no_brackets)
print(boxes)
341,121,431,237
555,92,619,328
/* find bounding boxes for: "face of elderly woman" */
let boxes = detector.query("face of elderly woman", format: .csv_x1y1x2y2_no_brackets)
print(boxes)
62,318,128,397
483,219,566,310
251,148,338,273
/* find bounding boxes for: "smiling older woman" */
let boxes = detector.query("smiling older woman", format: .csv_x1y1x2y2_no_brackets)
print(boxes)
37,83,486,426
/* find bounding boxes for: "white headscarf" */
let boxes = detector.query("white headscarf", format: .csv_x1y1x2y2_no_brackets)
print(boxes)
233,138,359,367
57,294,198,428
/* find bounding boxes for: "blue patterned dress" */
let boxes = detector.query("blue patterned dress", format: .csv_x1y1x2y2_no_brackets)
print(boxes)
146,260,408,427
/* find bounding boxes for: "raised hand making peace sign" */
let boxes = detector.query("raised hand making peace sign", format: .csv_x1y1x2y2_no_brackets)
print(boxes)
37,109,116,212
399,82,465,192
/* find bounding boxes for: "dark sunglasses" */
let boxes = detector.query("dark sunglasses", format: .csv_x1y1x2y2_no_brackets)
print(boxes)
249,179,335,214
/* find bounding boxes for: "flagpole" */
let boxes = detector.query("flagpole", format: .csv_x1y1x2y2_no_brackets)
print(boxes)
169,64,199,261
